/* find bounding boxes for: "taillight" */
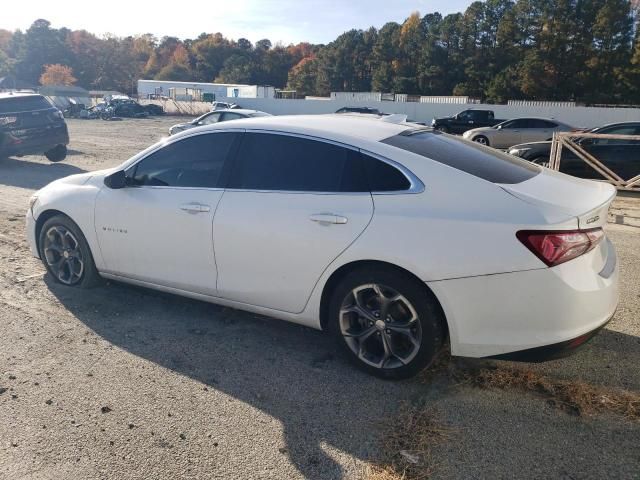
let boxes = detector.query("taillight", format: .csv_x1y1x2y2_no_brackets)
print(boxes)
0,116,17,126
516,228,604,267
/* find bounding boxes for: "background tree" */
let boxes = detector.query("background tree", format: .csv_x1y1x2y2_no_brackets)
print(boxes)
0,5,637,103
39,64,76,85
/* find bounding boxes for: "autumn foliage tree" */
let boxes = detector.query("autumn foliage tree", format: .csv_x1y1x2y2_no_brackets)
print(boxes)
39,64,77,86
2,2,640,103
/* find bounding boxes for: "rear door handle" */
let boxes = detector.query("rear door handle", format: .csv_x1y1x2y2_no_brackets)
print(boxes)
309,213,348,224
180,203,211,213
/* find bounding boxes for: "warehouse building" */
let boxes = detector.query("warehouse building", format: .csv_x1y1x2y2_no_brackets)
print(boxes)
137,80,275,101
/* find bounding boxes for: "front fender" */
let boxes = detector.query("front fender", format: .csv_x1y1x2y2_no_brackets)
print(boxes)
32,182,104,269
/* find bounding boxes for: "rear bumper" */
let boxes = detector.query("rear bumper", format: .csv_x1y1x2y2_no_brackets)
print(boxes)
428,237,619,359
487,311,614,362
0,124,69,157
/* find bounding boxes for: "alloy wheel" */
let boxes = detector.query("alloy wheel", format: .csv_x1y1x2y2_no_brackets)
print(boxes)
474,136,488,145
339,283,422,369
43,226,84,285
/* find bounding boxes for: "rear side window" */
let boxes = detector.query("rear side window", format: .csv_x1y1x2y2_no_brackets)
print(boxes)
362,154,411,191
528,119,557,128
130,132,239,188
381,130,539,184
228,133,368,192
0,95,53,114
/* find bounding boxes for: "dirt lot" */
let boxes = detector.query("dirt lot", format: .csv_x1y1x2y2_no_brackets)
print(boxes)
0,118,639,479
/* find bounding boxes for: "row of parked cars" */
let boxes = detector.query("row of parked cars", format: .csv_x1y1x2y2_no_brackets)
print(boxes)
1,92,637,183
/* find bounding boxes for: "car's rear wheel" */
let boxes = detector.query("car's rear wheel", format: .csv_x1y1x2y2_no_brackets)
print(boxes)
473,135,489,146
38,215,101,288
44,144,67,162
329,266,446,379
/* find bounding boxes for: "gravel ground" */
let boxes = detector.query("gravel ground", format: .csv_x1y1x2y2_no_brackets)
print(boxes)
0,117,639,479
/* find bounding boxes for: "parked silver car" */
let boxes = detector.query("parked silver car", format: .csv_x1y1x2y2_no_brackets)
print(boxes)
169,109,271,135
462,117,574,149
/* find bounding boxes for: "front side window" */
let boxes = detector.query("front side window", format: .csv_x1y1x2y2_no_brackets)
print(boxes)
227,133,368,192
130,132,239,188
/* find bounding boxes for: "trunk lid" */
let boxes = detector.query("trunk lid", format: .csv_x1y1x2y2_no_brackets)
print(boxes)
499,168,616,229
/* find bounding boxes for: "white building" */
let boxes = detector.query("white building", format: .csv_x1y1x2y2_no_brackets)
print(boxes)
137,80,275,100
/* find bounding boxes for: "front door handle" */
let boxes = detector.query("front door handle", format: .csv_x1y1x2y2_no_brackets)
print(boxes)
309,213,348,224
180,203,211,213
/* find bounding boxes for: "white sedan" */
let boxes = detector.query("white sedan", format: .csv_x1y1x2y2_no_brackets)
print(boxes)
169,109,271,135
26,116,619,379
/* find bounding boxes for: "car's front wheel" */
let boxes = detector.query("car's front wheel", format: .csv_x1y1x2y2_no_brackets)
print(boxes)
472,135,489,146
38,214,101,288
44,144,67,162
329,266,446,379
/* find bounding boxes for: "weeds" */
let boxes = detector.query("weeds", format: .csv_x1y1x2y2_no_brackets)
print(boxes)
365,403,452,480
453,364,640,419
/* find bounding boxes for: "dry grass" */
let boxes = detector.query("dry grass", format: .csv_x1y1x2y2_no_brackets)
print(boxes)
365,403,452,480
453,364,640,419
366,356,640,480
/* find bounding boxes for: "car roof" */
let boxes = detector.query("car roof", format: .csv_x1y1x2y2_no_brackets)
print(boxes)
0,92,43,100
207,108,266,115
594,121,640,129
202,114,415,142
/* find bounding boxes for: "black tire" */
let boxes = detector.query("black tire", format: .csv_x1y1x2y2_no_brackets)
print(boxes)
531,156,550,167
435,125,449,133
472,135,490,146
38,214,102,288
44,144,67,162
328,266,446,380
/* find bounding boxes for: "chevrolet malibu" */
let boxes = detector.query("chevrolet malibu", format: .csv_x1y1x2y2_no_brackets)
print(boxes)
26,115,619,379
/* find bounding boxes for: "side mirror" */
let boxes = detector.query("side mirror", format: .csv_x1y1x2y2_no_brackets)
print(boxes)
104,170,128,189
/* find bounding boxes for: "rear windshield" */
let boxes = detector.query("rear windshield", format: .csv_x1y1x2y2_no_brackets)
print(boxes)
0,95,53,114
381,130,539,184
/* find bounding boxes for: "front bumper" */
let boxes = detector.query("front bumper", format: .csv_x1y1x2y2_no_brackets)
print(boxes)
428,237,619,359
26,208,40,259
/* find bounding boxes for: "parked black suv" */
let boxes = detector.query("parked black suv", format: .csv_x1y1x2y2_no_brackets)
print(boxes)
431,109,505,134
0,93,69,162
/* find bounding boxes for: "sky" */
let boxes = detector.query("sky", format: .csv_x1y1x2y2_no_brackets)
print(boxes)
0,0,474,44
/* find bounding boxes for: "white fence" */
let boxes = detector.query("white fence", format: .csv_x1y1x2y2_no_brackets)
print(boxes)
508,100,576,108
141,96,640,128
211,97,640,128
419,96,472,104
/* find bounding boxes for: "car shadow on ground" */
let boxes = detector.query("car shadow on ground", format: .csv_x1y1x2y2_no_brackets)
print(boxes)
44,276,640,478
0,156,86,190
45,277,428,479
